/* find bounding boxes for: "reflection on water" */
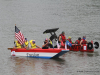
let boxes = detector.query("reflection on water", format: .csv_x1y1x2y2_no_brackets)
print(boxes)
10,56,67,75
68,50,100,57
79,51,100,57
9,51,100,75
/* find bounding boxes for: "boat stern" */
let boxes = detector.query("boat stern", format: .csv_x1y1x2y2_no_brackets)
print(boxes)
51,49,69,58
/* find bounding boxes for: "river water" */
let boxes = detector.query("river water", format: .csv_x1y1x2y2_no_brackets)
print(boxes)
0,0,100,75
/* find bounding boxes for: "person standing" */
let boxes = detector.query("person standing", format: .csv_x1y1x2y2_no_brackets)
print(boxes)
58,31,67,44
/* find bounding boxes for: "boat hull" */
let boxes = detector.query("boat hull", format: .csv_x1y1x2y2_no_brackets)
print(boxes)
67,44,94,52
9,48,69,59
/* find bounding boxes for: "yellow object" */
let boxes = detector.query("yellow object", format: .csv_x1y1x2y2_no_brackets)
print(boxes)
15,41,21,48
29,40,36,48
50,40,52,45
25,41,29,47
68,36,71,39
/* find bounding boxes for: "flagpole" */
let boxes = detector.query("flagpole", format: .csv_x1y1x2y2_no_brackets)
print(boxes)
14,24,16,46
14,24,16,41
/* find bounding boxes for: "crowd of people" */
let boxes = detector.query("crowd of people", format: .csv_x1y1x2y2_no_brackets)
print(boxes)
14,31,88,49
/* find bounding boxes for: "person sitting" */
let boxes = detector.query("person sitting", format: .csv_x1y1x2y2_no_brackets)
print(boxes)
67,36,74,44
14,40,22,48
29,40,40,49
58,31,67,44
75,37,81,45
80,36,88,47
24,38,29,48
42,38,53,49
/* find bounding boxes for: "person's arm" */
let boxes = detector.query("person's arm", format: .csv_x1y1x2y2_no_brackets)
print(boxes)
80,40,83,46
42,42,49,48
36,45,41,48
86,40,88,44
65,36,67,41
72,41,75,44
59,36,62,42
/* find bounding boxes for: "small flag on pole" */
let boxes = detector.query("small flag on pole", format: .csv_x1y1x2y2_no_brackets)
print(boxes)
66,40,72,47
15,26,25,45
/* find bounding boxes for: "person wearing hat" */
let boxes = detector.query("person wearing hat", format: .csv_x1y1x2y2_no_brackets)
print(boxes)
29,40,40,49
58,31,67,44
42,38,53,49
75,37,81,45
67,36,74,44
24,38,29,48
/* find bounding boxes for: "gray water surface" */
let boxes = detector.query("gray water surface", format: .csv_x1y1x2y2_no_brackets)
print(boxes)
0,0,100,75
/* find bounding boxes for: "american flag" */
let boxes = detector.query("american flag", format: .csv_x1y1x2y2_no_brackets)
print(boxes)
15,26,25,45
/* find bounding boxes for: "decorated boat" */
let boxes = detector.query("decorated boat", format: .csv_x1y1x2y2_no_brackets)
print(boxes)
8,48,69,59
8,25,69,59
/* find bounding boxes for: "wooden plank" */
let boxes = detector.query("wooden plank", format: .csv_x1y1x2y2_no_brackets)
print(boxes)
8,48,13,50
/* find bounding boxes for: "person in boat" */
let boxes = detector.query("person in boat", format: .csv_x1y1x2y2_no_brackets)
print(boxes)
80,36,88,47
24,38,29,48
58,31,67,44
42,38,53,49
75,37,81,45
29,40,41,48
67,36,74,44
14,40,22,48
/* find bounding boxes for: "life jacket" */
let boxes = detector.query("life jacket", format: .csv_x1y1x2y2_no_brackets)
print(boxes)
67,39,72,44
82,39,87,44
75,40,80,44
29,40,36,48
15,41,21,48
25,41,29,47
60,34,66,43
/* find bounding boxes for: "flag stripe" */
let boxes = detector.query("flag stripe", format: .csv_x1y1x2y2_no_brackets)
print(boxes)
15,26,25,45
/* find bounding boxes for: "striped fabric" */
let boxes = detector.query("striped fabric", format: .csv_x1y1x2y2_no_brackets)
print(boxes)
15,26,25,45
